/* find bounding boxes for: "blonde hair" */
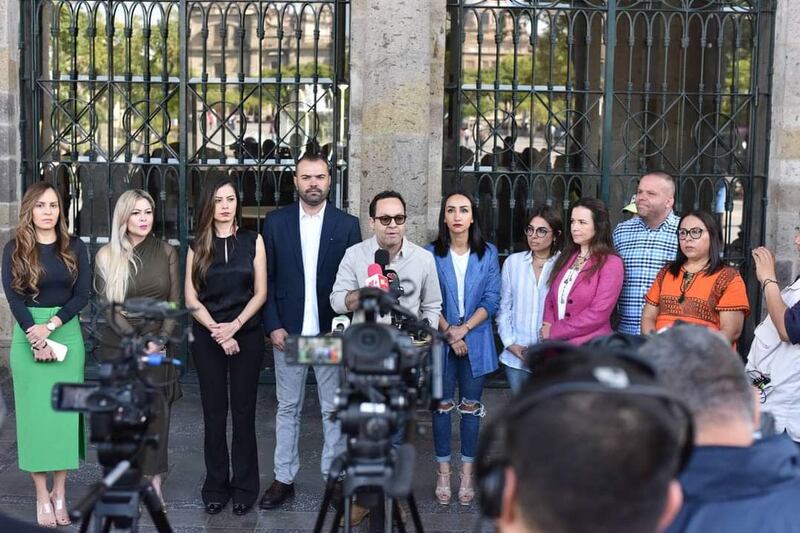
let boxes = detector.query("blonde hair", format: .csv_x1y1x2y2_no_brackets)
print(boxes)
96,189,155,302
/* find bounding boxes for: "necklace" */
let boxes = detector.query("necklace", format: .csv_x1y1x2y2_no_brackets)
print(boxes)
532,253,550,262
678,267,705,304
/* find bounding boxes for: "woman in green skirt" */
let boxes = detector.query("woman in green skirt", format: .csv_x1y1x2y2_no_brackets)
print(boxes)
1,181,90,527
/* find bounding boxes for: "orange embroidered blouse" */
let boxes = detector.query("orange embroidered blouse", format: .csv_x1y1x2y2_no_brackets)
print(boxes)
645,265,750,332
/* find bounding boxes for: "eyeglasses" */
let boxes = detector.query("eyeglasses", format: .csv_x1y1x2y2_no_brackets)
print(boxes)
677,227,704,240
525,225,552,237
374,215,407,226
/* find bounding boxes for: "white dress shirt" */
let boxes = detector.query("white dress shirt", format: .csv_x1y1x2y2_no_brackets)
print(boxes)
496,251,559,371
299,201,325,335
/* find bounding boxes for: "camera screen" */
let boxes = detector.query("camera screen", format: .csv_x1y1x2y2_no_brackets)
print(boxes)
297,337,343,365
52,383,98,411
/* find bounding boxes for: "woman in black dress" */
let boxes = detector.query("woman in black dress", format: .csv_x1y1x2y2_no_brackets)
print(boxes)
185,177,267,516
94,189,181,504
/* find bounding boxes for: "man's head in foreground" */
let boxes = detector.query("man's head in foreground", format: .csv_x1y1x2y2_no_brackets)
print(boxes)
484,341,689,533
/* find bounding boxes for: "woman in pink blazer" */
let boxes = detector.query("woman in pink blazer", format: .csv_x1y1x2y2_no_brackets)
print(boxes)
542,198,624,345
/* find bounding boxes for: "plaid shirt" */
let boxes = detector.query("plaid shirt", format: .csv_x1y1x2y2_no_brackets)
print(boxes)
613,213,679,334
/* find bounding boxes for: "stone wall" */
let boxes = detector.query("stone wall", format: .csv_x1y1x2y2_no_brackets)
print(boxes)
347,0,446,245
0,0,19,345
766,0,800,285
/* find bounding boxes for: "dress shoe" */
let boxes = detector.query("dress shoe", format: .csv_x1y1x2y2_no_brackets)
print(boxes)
232,503,252,516
205,502,225,515
259,480,295,510
339,502,369,527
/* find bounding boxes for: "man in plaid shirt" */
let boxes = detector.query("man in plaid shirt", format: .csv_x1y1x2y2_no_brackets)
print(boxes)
613,172,679,334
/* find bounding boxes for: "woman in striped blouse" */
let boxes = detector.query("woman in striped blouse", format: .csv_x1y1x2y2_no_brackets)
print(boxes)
496,206,563,392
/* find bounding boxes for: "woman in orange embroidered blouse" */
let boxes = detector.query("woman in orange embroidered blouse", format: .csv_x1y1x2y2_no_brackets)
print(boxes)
642,210,750,343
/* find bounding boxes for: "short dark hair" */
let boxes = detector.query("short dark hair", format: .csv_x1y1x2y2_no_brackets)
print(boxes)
431,190,488,259
642,170,676,197
369,190,406,218
296,151,330,174
668,210,724,277
640,324,755,430
526,204,564,256
509,392,682,533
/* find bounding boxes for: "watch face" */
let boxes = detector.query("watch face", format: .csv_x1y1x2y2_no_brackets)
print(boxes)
47,322,56,331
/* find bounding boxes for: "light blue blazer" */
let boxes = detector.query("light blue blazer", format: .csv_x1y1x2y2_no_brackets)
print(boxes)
425,242,502,378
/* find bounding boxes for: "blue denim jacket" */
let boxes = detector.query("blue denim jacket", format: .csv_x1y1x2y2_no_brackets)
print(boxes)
425,242,501,378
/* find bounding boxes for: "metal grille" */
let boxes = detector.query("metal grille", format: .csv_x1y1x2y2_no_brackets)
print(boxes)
20,0,349,243
19,0,350,358
444,0,775,346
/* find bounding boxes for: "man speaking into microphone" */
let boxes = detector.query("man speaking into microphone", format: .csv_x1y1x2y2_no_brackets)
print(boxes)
330,190,442,326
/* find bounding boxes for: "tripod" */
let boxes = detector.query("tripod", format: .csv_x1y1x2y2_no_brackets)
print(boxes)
70,460,173,533
313,444,424,533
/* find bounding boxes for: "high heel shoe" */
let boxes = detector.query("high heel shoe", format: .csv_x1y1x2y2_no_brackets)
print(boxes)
49,492,71,526
458,470,475,506
37,499,56,528
435,467,451,505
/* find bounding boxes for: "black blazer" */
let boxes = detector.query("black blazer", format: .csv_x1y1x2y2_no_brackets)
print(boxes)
262,202,361,335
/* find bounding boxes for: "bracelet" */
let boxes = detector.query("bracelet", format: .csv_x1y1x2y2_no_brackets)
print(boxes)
464,322,472,331
763,279,779,289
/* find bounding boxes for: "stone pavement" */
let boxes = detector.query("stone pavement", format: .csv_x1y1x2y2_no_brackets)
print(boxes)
0,368,510,532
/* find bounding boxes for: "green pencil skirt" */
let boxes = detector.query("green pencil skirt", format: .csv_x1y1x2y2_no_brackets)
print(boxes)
9,307,86,472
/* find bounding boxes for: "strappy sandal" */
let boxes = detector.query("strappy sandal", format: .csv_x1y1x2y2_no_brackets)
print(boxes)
458,469,475,506
435,467,451,505
49,492,71,526
37,499,56,528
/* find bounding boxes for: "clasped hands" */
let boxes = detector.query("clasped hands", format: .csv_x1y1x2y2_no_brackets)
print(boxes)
445,324,469,357
209,320,242,355
26,317,61,362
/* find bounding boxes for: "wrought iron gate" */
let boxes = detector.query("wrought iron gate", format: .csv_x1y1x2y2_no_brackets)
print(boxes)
444,0,776,347
21,0,350,241
19,0,350,357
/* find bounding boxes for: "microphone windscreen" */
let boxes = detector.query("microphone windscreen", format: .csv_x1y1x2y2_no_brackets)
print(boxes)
367,263,383,277
374,249,390,271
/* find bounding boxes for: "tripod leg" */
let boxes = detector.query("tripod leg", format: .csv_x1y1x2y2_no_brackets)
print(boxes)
392,499,407,533
142,484,173,533
313,477,335,533
329,499,345,533
406,493,425,533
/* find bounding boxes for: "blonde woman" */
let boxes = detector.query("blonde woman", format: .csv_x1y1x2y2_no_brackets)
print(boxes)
94,189,181,504
1,181,90,527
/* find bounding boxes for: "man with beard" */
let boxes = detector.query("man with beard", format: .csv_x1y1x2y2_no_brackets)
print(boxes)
259,152,361,510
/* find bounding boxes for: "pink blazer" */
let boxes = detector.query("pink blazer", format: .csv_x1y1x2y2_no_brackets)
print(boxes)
543,252,624,345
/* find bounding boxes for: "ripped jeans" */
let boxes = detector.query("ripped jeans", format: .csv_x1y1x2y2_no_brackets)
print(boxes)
432,349,486,463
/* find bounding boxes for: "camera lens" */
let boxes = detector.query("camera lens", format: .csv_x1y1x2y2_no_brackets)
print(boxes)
362,331,377,347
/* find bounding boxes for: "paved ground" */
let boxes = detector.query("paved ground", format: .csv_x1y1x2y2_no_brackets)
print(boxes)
0,367,510,532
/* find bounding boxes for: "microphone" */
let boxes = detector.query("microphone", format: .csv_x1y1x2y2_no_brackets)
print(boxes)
331,315,351,334
140,353,182,367
374,249,390,275
384,268,404,298
364,263,389,291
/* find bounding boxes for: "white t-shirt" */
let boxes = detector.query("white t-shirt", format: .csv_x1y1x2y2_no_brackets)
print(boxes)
557,265,581,320
451,249,470,318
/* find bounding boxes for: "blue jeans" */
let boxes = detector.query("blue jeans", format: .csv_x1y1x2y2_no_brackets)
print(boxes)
504,365,530,394
432,351,486,463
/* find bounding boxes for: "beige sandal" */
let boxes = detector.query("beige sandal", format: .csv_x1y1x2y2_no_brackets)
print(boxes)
435,467,451,505
37,499,56,528
458,470,475,506
49,492,71,526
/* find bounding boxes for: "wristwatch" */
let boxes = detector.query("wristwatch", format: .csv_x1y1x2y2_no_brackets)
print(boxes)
46,321,57,332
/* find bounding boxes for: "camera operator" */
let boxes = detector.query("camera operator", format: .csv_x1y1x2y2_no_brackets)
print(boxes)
641,324,800,532
330,190,442,326
481,342,687,533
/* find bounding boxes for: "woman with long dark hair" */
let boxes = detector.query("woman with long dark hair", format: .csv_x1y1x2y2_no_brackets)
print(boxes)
94,189,181,503
426,191,501,506
185,177,267,516
496,205,562,392
541,197,623,345
642,210,749,343
1,181,90,527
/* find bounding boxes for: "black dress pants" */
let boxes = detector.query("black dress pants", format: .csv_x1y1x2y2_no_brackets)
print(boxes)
193,324,264,506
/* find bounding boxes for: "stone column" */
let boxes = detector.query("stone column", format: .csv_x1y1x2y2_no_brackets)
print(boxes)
766,0,800,283
0,0,20,347
348,0,446,244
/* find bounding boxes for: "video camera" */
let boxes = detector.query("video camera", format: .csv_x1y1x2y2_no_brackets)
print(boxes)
284,285,444,532
51,297,192,532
